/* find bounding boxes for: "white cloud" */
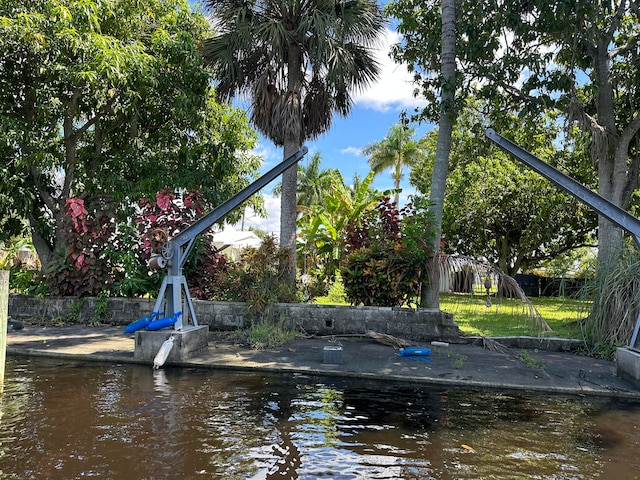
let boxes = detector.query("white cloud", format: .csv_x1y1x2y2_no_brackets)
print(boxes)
252,143,281,169
340,146,363,156
235,193,281,237
355,28,427,112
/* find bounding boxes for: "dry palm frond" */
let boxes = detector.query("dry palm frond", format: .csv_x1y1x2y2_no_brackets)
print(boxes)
481,336,514,356
296,323,316,338
296,325,412,349
366,330,412,349
434,254,552,333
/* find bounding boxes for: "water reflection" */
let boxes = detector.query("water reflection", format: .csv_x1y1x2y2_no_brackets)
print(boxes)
0,357,639,479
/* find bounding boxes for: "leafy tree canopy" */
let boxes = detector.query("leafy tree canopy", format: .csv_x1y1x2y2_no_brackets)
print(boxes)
411,103,597,275
387,0,640,265
0,0,261,270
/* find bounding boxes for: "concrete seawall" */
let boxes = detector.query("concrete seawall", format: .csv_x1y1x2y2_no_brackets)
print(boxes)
8,294,461,343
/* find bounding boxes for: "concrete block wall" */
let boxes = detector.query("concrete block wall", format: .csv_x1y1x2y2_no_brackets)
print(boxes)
8,294,461,343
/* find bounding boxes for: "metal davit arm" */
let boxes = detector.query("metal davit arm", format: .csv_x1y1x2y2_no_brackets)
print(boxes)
167,146,308,273
154,146,308,330
485,128,640,347
485,128,640,248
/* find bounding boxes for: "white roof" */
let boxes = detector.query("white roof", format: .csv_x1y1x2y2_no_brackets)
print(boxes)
211,228,261,249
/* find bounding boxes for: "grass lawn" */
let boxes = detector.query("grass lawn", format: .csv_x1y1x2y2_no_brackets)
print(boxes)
439,293,586,339
315,289,587,339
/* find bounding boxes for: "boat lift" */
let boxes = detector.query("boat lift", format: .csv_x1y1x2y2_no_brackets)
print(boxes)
485,128,640,347
148,146,308,331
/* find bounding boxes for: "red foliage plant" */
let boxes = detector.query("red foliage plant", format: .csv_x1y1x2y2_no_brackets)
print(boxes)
46,196,119,296
340,197,428,307
135,189,228,300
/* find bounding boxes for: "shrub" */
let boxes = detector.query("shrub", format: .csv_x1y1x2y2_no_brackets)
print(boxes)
134,189,229,300
340,196,435,307
579,242,640,348
46,196,120,296
210,235,297,315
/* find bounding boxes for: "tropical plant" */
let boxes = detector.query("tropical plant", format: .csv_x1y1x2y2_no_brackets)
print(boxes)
340,196,436,307
201,0,388,286
362,122,427,205
209,235,297,316
46,197,119,297
299,169,387,289
272,151,337,215
134,189,229,300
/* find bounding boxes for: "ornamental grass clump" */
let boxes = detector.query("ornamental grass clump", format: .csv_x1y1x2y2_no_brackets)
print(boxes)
579,243,640,351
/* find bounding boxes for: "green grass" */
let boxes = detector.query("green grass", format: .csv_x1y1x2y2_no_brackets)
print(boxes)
440,293,586,338
314,291,587,339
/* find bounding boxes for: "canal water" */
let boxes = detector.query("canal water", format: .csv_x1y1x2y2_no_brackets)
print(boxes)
0,356,639,479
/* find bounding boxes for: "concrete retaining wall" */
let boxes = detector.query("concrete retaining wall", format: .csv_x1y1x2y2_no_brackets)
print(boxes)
8,294,461,343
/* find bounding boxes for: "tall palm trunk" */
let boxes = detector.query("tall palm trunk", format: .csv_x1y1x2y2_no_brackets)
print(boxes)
280,41,303,285
393,162,402,206
281,139,300,283
423,0,456,309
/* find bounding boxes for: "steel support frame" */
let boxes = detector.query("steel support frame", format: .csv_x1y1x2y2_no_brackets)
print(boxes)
485,128,640,348
152,275,196,331
153,146,308,331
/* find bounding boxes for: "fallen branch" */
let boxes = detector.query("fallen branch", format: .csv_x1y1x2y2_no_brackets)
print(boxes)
481,336,513,355
365,331,412,349
296,324,413,349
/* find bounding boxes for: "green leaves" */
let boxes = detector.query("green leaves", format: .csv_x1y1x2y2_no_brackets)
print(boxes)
362,122,427,204
0,0,261,275
340,196,435,307
412,105,596,275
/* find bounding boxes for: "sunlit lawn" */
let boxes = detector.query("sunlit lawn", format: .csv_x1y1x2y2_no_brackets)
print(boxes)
315,290,588,339
439,293,587,339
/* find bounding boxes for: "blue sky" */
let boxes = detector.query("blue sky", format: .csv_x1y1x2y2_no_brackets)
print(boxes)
237,28,434,235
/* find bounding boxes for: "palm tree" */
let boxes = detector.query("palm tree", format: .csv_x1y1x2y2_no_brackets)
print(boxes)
423,0,456,309
272,151,336,215
297,153,336,211
201,0,387,285
299,169,384,280
362,122,426,205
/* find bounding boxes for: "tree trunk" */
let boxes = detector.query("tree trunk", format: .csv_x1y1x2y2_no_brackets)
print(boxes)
280,138,300,286
394,163,401,206
276,39,304,289
29,228,53,273
422,0,456,309
592,35,628,267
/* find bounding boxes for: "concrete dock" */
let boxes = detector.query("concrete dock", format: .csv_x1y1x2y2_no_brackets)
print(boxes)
6,324,640,399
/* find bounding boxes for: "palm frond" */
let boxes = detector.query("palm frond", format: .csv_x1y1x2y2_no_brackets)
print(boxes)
366,330,412,349
434,254,552,332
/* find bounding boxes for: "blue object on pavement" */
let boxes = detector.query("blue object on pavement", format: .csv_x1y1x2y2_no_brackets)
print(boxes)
146,311,182,331
398,346,432,362
123,311,163,334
